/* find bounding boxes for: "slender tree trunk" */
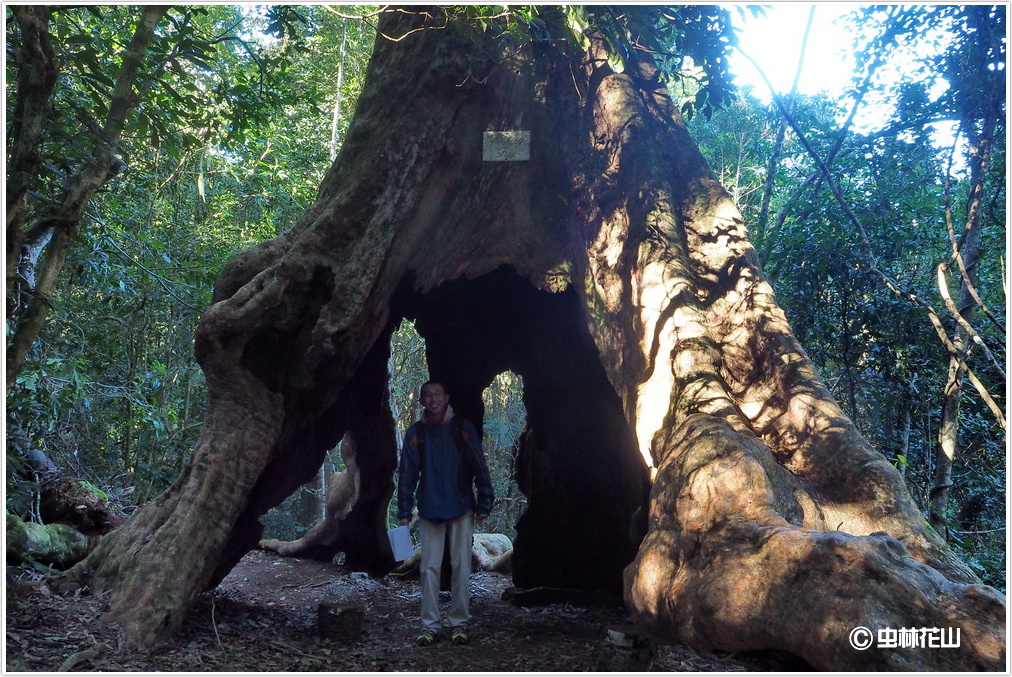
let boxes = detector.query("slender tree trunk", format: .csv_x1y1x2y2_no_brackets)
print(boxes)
929,116,992,539
329,20,348,163
5,6,168,390
898,397,912,478
6,7,58,286
931,337,964,538
928,1,1002,527
297,474,323,529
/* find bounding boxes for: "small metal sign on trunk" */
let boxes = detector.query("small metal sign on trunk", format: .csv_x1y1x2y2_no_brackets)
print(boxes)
483,130,530,161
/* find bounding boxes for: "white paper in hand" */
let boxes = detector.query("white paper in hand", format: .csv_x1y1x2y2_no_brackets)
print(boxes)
387,525,414,562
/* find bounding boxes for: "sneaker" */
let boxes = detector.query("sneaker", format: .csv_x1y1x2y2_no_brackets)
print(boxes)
416,631,437,646
450,627,469,645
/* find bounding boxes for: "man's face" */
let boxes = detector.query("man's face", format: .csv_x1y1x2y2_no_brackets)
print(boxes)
421,383,449,418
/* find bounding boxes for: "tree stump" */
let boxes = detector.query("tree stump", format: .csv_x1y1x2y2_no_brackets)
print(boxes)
316,602,365,642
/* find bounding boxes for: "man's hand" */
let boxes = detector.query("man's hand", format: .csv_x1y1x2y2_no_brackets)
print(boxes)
475,514,488,523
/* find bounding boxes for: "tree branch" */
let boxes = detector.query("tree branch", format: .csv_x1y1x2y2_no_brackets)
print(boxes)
756,6,813,234
104,6,169,141
320,5,391,21
937,263,1004,380
941,133,1005,333
103,225,203,312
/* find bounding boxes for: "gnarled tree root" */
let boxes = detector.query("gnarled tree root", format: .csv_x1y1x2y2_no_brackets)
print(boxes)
625,414,1006,671
258,429,396,575
259,466,359,560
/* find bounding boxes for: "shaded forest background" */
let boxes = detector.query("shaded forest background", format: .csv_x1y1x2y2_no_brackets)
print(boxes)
6,5,1006,589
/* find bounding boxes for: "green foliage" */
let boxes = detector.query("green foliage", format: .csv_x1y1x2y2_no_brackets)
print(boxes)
388,319,429,434
945,415,1006,590
261,488,322,542
446,5,743,119
841,5,1005,134
479,371,528,538
686,86,776,217
5,451,37,521
571,5,748,118
629,5,742,118
6,5,376,513
6,355,97,515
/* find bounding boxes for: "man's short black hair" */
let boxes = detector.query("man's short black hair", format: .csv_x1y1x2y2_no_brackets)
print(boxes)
419,380,447,398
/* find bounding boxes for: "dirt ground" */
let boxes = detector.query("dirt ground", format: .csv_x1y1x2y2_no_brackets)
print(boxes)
5,549,797,672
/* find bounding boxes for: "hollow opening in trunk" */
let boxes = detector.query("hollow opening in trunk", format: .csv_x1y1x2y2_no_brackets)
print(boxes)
245,265,650,596
392,265,651,593
261,325,530,546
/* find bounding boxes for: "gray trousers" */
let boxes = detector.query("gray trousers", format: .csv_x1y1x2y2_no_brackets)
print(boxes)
418,511,473,631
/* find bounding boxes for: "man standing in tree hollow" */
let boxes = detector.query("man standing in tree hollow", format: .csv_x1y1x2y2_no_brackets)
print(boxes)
397,380,495,646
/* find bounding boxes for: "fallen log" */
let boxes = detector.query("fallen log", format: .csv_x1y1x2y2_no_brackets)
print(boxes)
6,514,98,570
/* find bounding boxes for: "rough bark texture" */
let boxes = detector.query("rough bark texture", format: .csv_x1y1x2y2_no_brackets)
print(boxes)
65,7,1004,669
6,6,59,288
256,341,400,571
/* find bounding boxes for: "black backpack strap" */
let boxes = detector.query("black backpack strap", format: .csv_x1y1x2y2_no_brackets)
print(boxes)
453,417,481,480
451,417,468,456
416,422,427,466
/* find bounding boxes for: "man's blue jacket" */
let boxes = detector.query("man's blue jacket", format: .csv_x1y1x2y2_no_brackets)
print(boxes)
397,409,495,523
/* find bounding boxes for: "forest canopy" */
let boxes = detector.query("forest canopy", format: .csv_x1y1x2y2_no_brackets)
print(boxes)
6,3,1005,597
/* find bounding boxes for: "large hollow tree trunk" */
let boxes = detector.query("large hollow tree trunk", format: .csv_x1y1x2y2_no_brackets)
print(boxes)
63,7,1003,668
